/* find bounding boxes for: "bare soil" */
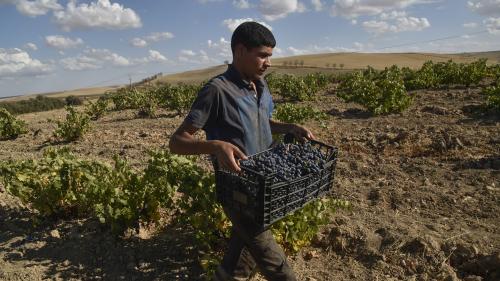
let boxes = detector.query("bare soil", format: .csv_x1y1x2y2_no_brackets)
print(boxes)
1,86,499,281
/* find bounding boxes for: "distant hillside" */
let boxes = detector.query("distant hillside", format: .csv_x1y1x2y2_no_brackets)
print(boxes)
1,86,121,103
155,51,500,85
3,51,499,102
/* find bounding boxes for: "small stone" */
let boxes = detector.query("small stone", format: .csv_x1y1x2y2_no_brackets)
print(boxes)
303,250,319,260
49,229,60,239
62,260,70,267
463,276,482,281
305,277,317,281
127,262,136,271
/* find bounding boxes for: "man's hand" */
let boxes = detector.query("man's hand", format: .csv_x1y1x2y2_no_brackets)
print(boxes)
213,140,248,172
289,124,315,141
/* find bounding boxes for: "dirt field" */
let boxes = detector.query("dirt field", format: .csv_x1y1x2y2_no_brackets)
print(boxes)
0,83,499,280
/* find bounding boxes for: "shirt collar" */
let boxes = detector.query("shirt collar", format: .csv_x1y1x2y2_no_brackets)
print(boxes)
225,64,265,91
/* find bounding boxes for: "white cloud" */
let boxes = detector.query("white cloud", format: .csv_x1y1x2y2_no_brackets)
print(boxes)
178,49,217,65
233,0,250,9
130,37,147,48
60,56,100,71
285,43,364,56
180,49,197,57
484,17,500,34
23,42,38,51
198,0,223,3
53,0,141,31
144,32,174,42
207,37,232,58
287,46,308,55
0,48,53,77
259,0,301,21
45,35,83,49
60,48,131,71
61,48,168,70
311,0,323,11
1,0,62,17
273,46,284,57
463,22,478,28
467,0,500,17
222,18,273,32
362,13,430,34
129,32,174,48
380,10,407,20
331,0,435,19
84,48,130,66
144,50,167,63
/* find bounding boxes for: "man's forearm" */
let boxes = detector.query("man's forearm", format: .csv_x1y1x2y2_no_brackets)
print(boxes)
269,119,293,134
169,132,218,155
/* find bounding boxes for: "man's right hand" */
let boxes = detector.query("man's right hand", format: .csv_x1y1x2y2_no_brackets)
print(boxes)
212,140,247,172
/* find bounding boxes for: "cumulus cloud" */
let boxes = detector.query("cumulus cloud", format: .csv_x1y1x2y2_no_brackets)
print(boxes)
198,0,223,3
178,49,217,65
129,32,174,48
130,38,147,48
463,22,478,28
286,43,364,56
484,17,500,34
362,11,430,34
144,32,174,42
23,42,38,51
467,0,500,17
207,37,232,58
1,0,62,17
233,0,250,9
53,0,141,31
311,0,323,11
60,56,101,71
143,50,167,63
45,35,83,49
60,48,169,70
0,48,53,77
331,0,435,19
259,0,302,21
180,49,197,57
84,48,130,66
222,18,273,32
60,48,130,71
380,10,407,20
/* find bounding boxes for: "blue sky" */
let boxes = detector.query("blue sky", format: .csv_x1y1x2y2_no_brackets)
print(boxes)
0,0,499,98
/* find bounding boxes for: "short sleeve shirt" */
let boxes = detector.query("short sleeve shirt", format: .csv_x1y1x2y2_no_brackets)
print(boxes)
184,64,274,156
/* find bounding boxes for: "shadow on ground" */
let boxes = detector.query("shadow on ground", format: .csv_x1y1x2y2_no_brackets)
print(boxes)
0,203,206,281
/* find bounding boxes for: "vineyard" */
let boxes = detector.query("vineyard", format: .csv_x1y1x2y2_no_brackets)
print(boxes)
0,59,499,280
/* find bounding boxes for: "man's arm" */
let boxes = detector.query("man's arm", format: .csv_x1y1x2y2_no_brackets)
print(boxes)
169,121,247,172
269,119,315,141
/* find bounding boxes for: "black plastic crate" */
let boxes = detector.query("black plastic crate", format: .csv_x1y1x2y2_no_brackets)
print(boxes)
215,139,338,228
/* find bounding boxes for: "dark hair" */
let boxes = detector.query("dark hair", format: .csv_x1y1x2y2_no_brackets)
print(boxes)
231,21,276,54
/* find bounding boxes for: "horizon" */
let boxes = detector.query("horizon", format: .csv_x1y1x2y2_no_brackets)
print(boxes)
1,0,499,98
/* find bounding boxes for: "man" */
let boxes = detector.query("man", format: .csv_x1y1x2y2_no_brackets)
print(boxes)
169,21,314,281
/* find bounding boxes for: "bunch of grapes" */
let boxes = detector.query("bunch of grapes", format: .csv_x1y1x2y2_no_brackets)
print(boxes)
240,142,327,182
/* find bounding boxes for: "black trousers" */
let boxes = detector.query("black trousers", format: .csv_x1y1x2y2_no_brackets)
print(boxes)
213,207,297,281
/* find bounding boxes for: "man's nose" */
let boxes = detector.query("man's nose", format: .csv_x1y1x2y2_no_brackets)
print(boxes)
264,57,271,67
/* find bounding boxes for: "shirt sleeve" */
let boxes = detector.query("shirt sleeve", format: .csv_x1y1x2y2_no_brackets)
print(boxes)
184,84,219,129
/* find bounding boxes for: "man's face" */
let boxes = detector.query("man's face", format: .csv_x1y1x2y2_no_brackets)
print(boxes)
237,45,273,81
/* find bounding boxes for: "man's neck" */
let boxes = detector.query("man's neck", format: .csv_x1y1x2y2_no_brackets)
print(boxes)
232,62,253,82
